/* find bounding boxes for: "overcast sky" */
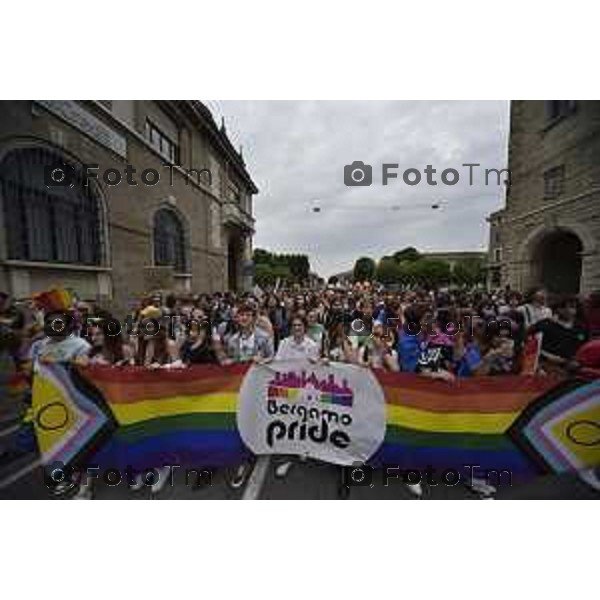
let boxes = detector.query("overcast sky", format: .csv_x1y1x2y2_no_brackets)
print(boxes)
210,101,510,278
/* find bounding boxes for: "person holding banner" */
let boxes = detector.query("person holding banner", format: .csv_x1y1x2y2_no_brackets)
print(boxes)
324,320,355,363
180,318,220,365
518,288,552,329
126,308,185,495
530,296,588,376
498,291,526,371
275,316,320,362
272,315,325,479
83,315,135,366
136,308,182,369
28,307,91,368
397,305,456,382
221,304,274,366
26,291,94,499
265,294,286,350
224,304,275,488
358,322,398,371
306,309,326,353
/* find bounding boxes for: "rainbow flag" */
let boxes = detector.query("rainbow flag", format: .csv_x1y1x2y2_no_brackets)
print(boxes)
31,288,73,313
30,363,600,480
87,364,249,469
31,364,249,470
372,372,559,480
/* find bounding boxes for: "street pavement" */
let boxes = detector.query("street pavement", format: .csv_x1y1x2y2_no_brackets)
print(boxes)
1,451,599,500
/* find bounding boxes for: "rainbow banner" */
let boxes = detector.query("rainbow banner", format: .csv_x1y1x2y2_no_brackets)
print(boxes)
30,363,600,482
372,372,600,480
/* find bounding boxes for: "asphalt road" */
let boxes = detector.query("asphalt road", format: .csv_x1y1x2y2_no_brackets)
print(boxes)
1,451,599,500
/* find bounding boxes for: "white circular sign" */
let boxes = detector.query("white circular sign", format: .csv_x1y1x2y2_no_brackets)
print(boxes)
237,360,386,466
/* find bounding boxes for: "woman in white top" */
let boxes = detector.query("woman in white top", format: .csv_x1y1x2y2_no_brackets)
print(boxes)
274,315,320,478
275,316,320,362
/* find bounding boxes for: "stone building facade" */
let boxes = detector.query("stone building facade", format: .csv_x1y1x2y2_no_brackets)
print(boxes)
0,101,257,315
487,100,600,296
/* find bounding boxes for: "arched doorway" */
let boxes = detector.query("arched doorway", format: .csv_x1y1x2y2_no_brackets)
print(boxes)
533,229,583,294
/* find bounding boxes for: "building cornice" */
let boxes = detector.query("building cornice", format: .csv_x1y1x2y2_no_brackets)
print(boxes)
2,260,112,272
85,101,239,208
498,189,600,225
174,100,259,195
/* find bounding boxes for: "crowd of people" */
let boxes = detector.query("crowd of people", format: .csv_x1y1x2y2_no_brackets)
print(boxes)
2,283,600,499
2,283,600,379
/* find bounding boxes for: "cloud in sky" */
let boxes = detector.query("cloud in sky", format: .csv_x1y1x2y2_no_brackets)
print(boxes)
213,101,509,277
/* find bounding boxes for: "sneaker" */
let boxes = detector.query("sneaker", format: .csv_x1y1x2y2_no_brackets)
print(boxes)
51,480,78,497
275,461,293,479
151,467,172,495
469,478,497,498
129,473,145,492
406,482,423,498
229,464,250,489
72,483,93,500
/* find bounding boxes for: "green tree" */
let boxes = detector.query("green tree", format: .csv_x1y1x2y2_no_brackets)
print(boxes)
272,264,292,283
253,249,311,285
409,258,451,288
328,275,339,285
396,260,414,286
375,257,401,284
353,257,376,282
254,263,274,287
453,258,485,287
393,247,420,263
253,248,272,265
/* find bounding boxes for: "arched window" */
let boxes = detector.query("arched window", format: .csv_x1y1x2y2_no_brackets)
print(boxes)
153,208,186,272
0,147,102,265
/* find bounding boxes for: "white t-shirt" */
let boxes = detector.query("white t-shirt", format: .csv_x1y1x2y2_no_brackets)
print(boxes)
238,332,256,362
275,336,319,361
